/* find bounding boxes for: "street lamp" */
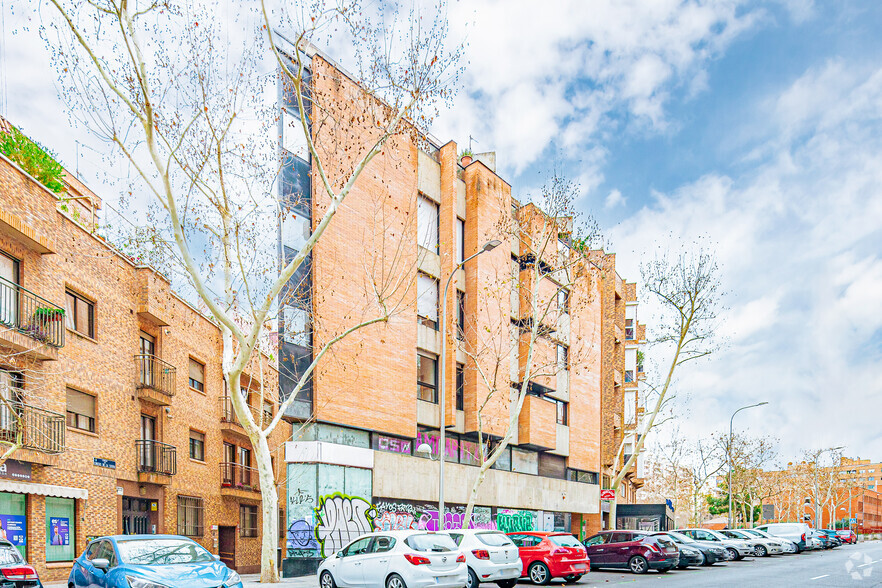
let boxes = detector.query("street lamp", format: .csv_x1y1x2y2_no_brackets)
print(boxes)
728,401,768,529
438,239,501,529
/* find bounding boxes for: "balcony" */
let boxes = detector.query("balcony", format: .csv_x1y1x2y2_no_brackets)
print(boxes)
136,440,176,483
220,462,260,499
0,276,64,358
517,394,556,450
0,401,65,463
219,395,268,434
134,354,176,405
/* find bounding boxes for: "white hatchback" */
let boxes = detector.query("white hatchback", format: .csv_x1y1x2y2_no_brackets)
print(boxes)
317,530,468,588
448,529,522,588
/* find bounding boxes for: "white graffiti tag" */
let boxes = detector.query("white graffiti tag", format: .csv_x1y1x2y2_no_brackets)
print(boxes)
314,494,375,557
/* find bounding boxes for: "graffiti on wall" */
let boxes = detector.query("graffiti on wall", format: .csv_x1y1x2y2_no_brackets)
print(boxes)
373,499,532,532
313,493,376,557
286,519,319,554
496,509,536,533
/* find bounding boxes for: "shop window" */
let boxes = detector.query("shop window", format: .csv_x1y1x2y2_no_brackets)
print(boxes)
66,388,96,433
65,290,95,338
46,496,75,562
189,430,205,462
188,359,205,392
177,496,204,537
0,491,26,559
240,505,258,538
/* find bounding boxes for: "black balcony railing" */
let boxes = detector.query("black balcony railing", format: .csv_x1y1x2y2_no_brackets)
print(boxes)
134,354,176,397
0,276,65,348
136,440,177,476
220,462,259,492
219,395,267,426
0,400,65,454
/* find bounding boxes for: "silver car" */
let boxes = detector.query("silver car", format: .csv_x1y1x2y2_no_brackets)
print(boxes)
721,529,783,556
742,529,797,554
675,528,753,560
448,529,521,588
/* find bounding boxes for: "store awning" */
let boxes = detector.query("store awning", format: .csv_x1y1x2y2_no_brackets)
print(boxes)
0,480,88,500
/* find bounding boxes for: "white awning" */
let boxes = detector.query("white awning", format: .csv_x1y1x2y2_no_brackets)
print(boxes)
0,480,88,500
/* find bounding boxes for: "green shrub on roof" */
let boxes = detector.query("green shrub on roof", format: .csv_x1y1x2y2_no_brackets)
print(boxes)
0,126,66,194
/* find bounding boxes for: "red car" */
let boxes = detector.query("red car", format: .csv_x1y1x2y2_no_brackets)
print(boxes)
507,532,589,585
836,529,858,544
583,530,679,574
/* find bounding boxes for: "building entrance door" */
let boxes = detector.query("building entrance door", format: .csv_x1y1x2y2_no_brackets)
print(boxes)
218,526,236,570
122,497,158,534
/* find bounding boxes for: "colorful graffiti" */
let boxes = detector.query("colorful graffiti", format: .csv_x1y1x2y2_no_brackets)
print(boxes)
372,499,528,532
313,493,376,557
496,509,536,533
286,519,318,552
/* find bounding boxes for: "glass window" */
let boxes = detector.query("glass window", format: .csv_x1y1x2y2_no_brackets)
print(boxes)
282,110,308,161
549,534,581,547
491,445,511,471
176,496,204,537
117,538,213,564
417,195,439,252
557,288,569,314
417,273,439,329
456,218,465,263
240,505,258,537
188,359,205,392
404,533,457,552
460,439,482,466
65,290,95,338
511,447,539,475
281,305,310,347
477,532,514,547
584,534,606,546
372,536,396,553
189,430,205,461
281,213,310,255
455,364,464,411
456,290,465,340
417,353,438,403
66,388,96,433
557,345,568,370
342,537,372,557
556,400,568,426
46,496,75,562
0,492,26,559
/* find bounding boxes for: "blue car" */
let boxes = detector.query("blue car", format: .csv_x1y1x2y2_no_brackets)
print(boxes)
67,534,243,588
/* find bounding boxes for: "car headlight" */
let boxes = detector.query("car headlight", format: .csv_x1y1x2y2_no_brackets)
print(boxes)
224,570,242,587
126,576,172,588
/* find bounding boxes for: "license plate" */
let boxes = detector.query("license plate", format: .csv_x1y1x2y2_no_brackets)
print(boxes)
574,563,587,570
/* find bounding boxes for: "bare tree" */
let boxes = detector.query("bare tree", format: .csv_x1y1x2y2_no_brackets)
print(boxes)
608,247,723,526
457,174,602,528
42,0,461,580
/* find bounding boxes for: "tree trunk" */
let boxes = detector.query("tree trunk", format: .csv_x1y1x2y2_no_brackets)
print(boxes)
255,432,280,583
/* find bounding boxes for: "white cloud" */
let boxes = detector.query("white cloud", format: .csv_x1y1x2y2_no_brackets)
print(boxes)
604,189,626,209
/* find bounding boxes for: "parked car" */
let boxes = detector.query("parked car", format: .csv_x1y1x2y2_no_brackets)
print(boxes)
583,530,679,574
0,539,43,588
837,529,858,544
675,528,753,561
507,532,588,585
653,530,728,565
68,534,242,588
820,530,842,547
720,529,783,557
754,522,811,553
318,531,467,588
741,529,797,554
810,529,830,549
448,529,521,588
668,542,703,569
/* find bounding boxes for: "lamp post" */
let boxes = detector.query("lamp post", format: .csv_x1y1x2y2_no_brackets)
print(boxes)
728,402,768,529
437,239,500,530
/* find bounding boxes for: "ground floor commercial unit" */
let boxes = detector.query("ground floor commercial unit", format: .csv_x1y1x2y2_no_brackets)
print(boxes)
281,423,602,577
0,457,279,582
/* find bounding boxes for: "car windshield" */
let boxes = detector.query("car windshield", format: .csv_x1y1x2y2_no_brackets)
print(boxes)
549,535,581,547
664,531,695,544
404,534,458,553
116,538,215,565
725,531,748,539
742,530,762,538
0,544,22,565
706,530,729,541
476,532,513,547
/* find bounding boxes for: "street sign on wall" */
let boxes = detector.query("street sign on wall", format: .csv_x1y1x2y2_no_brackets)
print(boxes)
600,489,616,501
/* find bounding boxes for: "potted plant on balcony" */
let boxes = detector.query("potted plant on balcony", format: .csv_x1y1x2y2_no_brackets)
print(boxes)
33,307,65,322
460,148,474,167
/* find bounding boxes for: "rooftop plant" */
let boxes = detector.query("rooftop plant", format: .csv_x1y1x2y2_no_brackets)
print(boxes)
0,126,66,194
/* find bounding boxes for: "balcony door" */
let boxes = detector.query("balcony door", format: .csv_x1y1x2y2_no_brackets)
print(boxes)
0,252,19,327
139,332,155,387
140,414,156,471
222,442,235,486
0,370,22,441
239,447,252,487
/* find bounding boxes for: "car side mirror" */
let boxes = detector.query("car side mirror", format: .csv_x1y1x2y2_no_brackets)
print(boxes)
92,558,110,571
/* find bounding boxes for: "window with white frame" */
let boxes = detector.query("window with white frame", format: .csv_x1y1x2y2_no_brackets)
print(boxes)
418,195,439,252
417,272,439,329
557,344,568,370
456,218,465,263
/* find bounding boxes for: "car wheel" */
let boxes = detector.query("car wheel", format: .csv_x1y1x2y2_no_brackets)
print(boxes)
727,547,739,560
755,545,768,557
386,573,407,588
320,571,337,588
528,562,550,585
695,551,706,566
629,555,649,574
467,567,479,588
496,580,518,588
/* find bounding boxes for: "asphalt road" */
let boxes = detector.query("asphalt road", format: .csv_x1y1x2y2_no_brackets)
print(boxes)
541,541,882,587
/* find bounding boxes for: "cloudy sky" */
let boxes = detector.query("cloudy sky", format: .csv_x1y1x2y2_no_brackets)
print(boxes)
5,1,882,463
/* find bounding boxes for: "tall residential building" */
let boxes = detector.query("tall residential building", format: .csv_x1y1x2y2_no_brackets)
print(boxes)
275,45,646,573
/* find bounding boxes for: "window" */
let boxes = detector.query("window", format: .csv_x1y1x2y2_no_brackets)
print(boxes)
625,318,635,340
557,288,569,314
456,218,465,263
0,252,19,326
177,496,204,537
65,290,95,338
240,505,258,537
455,364,464,411
66,388,96,433
456,290,465,340
556,400,568,425
263,400,273,423
189,430,205,461
417,353,438,403
188,359,205,392
557,344,568,370
417,273,439,329
417,195,439,252
46,496,75,562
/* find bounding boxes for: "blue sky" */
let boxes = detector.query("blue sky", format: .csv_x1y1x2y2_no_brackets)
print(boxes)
4,0,882,463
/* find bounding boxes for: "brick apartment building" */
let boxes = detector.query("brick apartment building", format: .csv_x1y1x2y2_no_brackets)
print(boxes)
275,45,647,573
0,148,288,580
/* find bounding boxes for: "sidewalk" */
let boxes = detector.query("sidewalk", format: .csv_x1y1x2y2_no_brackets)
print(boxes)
44,573,317,588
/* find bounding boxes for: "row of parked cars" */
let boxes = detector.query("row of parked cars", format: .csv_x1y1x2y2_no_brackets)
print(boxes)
317,523,860,588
